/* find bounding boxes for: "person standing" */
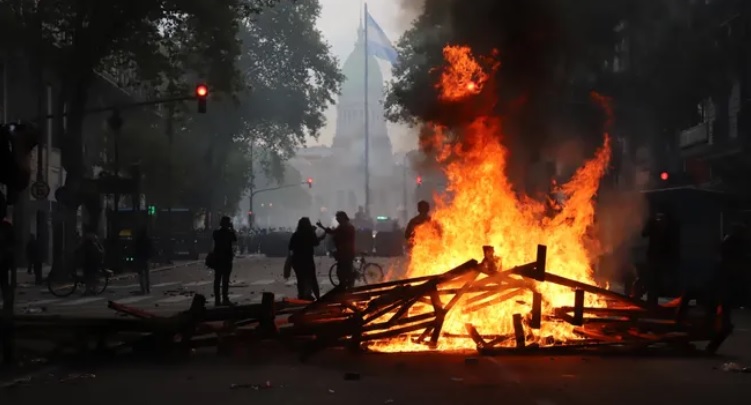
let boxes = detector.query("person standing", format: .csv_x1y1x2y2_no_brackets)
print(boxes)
287,217,325,300
317,211,356,289
405,201,441,253
80,227,104,295
212,216,237,306
26,233,43,285
134,227,153,295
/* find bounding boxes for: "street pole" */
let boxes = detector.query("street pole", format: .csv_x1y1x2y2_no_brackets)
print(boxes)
35,1,48,267
166,103,174,264
402,155,407,226
107,110,123,271
248,139,254,228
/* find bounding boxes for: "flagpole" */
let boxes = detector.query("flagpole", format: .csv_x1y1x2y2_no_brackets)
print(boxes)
363,2,370,215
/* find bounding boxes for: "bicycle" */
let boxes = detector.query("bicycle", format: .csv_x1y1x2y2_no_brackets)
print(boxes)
328,251,385,287
48,259,112,297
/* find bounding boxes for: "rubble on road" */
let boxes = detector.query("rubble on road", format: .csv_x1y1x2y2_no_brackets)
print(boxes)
3,244,732,362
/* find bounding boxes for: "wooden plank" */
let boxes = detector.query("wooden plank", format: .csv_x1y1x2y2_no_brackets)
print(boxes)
530,292,542,329
513,313,525,348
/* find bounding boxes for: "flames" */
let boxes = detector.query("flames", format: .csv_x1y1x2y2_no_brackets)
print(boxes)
376,46,612,352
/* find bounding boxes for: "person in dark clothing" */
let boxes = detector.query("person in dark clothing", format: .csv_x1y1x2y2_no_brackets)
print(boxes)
287,217,325,300
134,228,153,294
26,234,43,285
212,216,237,306
716,223,747,324
0,201,14,309
405,201,441,252
80,228,104,295
639,209,680,305
317,212,356,289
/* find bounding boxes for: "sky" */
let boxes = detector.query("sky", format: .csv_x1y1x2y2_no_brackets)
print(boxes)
311,0,417,153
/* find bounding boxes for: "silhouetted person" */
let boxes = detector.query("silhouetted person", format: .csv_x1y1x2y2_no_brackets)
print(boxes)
80,227,104,295
288,217,325,300
212,216,237,306
0,199,14,309
717,224,747,325
317,212,356,289
405,200,440,252
26,233,43,285
640,209,680,305
134,228,153,294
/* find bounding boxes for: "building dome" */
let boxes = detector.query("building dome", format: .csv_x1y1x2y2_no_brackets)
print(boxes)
340,28,385,99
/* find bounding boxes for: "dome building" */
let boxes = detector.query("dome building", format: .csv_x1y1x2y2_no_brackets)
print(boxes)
290,23,403,222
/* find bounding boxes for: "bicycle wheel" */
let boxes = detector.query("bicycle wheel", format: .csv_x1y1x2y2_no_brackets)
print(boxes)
328,262,340,287
362,263,384,285
47,268,78,297
90,270,111,295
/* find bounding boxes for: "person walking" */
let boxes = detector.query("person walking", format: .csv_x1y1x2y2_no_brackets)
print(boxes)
317,211,356,289
26,233,43,285
134,227,153,294
212,216,237,306
287,217,325,300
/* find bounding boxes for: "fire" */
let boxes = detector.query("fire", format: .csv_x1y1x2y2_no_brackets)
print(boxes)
436,45,497,101
376,46,611,352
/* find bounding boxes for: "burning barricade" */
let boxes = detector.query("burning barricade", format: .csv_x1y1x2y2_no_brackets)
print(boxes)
289,245,729,357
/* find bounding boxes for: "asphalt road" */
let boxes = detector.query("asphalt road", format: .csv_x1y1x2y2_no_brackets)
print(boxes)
4,256,751,404
13,255,407,316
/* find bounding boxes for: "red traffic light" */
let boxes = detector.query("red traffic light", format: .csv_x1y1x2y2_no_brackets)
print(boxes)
416,176,422,185
195,84,208,98
306,178,313,188
660,172,669,181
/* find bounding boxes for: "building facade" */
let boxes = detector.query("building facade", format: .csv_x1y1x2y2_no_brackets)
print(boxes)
289,26,407,223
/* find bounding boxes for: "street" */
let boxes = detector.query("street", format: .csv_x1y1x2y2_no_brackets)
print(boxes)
3,256,751,404
13,255,407,316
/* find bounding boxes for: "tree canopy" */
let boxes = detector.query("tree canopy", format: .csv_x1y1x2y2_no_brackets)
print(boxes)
109,0,341,216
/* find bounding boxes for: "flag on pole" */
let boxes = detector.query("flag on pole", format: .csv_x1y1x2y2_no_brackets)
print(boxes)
365,10,398,64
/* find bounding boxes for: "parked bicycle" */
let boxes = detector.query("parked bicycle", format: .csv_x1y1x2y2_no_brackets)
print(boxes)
47,257,112,297
328,251,384,287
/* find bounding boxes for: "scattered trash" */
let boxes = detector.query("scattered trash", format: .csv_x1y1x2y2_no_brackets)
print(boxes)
328,389,336,394
59,373,96,383
344,372,361,381
230,381,273,390
384,399,395,404
464,357,479,366
24,307,43,314
719,362,751,373
2,377,31,389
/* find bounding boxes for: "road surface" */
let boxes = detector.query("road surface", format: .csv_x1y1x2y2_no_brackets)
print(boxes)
13,255,406,316
4,256,751,404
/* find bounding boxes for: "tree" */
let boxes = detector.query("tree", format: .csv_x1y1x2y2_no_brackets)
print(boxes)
114,0,341,217
0,0,281,213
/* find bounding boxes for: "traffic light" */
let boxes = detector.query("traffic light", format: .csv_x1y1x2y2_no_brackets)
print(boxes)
660,171,669,181
416,176,422,186
147,205,156,216
306,177,313,188
196,84,208,113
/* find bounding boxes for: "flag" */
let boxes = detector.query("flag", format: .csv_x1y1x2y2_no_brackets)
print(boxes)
365,11,398,64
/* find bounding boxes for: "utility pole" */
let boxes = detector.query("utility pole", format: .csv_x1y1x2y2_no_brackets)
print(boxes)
248,138,255,228
165,102,174,263
34,0,48,266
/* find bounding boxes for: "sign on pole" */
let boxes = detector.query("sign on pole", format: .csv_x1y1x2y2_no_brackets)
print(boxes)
30,181,50,200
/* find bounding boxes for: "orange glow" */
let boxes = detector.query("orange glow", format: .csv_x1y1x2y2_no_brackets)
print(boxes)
374,46,612,352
